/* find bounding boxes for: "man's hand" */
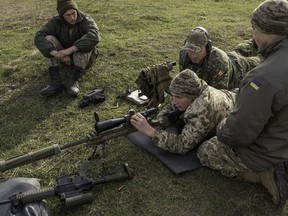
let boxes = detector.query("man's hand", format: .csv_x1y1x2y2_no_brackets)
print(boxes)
60,55,72,65
50,50,64,59
58,46,77,57
157,116,169,128
130,113,156,138
50,46,78,62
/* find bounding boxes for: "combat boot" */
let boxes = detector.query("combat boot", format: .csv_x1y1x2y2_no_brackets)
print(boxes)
67,66,84,97
237,163,288,206
258,167,280,205
40,66,64,96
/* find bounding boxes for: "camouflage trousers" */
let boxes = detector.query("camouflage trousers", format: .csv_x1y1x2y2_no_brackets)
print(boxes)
197,136,252,177
45,35,95,69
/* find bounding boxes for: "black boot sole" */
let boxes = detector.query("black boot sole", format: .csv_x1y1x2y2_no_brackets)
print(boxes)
274,161,288,207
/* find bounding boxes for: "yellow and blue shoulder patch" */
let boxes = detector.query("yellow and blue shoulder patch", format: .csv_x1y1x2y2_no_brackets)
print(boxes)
250,79,261,91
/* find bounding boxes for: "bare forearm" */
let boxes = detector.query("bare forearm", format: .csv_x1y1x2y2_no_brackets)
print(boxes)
50,46,78,58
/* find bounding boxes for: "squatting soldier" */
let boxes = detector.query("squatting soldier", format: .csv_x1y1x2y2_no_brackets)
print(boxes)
130,69,236,154
197,0,288,206
34,0,100,97
179,26,261,90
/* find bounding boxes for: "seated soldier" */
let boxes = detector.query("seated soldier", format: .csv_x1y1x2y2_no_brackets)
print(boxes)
179,26,261,90
197,0,288,206
130,69,236,154
34,0,100,97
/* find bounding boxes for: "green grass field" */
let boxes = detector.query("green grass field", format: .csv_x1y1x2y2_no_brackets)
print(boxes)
1,0,287,215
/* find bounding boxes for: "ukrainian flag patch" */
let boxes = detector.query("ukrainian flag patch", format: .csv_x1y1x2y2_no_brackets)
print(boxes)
250,80,261,91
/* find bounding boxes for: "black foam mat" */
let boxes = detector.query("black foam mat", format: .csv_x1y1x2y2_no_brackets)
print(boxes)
127,132,202,175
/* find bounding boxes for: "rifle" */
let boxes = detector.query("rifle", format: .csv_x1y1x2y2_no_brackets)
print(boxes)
0,107,158,172
0,160,133,213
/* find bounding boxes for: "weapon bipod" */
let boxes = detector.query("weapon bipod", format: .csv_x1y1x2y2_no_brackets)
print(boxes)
88,141,108,175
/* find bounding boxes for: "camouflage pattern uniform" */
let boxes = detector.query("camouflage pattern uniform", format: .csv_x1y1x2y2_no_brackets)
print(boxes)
197,0,288,206
179,26,262,90
152,69,236,154
235,38,259,57
179,28,262,90
197,136,252,177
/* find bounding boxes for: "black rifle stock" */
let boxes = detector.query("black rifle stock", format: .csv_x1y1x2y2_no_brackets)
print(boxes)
0,108,158,172
0,161,133,213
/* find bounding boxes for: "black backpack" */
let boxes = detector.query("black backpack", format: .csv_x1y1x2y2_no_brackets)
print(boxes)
0,178,52,216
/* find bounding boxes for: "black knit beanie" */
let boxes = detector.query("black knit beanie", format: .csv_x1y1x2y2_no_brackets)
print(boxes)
57,0,78,16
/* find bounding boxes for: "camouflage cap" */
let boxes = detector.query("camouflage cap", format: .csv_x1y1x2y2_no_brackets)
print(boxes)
169,69,203,97
181,28,209,53
252,0,288,35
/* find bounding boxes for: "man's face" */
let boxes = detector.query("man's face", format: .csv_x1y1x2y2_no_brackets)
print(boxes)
187,47,207,64
252,24,284,51
170,92,194,111
252,25,270,50
63,9,77,25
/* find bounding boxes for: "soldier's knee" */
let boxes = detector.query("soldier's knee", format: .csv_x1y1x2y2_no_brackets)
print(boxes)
197,136,219,165
197,141,212,165
45,35,57,42
197,142,208,158
73,52,90,69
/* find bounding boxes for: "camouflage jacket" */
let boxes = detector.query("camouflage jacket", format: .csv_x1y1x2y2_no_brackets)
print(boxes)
217,38,288,171
179,47,233,90
34,11,100,57
179,47,261,90
152,83,236,154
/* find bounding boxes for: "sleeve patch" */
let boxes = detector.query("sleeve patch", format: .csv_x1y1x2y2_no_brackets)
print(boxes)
217,70,224,77
250,79,261,91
